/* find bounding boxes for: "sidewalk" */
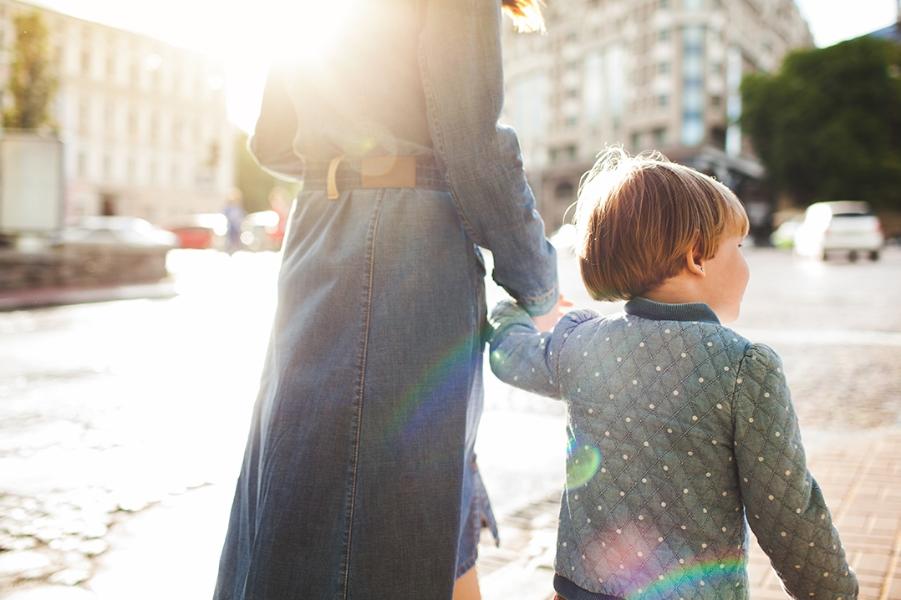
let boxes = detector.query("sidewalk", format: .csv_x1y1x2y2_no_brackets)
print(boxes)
479,429,901,600
0,281,176,311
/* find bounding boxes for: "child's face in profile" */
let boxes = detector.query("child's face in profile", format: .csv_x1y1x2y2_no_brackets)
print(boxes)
700,234,750,323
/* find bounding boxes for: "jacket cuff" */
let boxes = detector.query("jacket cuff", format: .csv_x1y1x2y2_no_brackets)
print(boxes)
488,300,535,338
515,283,558,317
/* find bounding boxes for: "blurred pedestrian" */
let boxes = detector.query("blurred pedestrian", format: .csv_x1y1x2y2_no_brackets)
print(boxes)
267,187,289,250
222,189,245,255
213,1,557,599
490,149,858,600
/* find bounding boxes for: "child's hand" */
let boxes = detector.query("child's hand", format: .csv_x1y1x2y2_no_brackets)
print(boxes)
532,294,573,332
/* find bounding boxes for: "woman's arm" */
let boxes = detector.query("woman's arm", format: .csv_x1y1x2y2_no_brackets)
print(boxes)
248,64,305,181
418,0,558,316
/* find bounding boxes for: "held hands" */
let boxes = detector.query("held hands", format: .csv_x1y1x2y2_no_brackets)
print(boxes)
531,294,573,332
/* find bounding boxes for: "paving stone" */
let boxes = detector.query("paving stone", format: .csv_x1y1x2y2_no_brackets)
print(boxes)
0,552,51,578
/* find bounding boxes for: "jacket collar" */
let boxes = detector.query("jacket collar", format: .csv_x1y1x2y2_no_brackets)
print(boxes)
624,296,720,324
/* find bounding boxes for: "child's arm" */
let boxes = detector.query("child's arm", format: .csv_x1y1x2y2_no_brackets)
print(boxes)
488,300,590,399
732,343,858,598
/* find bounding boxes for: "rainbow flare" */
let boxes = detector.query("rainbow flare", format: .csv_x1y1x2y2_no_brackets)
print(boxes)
626,555,747,599
566,437,603,489
387,327,485,444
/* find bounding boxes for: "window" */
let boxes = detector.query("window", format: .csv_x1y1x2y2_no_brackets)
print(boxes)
172,118,182,148
652,127,668,146
681,112,704,145
81,49,91,75
78,100,90,134
555,181,575,200
128,110,138,140
683,26,705,57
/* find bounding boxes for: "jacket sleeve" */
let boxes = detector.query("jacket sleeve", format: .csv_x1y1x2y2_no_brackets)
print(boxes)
418,0,558,316
488,301,590,399
732,343,858,599
247,64,305,181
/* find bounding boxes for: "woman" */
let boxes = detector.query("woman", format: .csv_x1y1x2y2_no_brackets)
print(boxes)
213,1,557,598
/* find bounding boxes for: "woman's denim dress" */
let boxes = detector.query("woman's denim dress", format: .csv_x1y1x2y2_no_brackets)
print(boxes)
213,1,558,598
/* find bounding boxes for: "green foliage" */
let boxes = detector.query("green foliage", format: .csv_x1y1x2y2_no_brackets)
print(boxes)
2,12,57,130
741,36,901,209
233,131,299,213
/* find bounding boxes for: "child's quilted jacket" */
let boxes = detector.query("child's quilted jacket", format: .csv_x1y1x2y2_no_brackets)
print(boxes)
489,296,858,600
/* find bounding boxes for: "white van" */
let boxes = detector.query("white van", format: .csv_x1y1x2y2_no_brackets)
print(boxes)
793,201,884,261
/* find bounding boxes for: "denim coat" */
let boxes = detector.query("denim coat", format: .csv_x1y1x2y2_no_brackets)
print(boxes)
213,1,558,598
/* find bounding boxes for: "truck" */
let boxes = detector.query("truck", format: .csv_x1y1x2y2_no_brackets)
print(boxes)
0,131,64,238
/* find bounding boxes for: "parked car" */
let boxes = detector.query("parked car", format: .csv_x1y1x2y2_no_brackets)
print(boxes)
793,201,884,261
62,216,178,249
770,215,803,249
167,213,228,250
240,210,284,251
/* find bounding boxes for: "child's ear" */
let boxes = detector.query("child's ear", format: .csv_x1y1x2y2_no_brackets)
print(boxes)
685,246,705,277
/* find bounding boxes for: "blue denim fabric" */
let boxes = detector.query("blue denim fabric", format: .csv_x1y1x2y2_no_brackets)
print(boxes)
213,1,557,598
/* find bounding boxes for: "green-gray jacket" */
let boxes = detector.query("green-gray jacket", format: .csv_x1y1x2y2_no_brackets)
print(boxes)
489,296,858,600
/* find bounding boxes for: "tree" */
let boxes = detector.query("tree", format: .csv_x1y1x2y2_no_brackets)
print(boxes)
233,130,299,213
741,36,901,209
3,11,57,131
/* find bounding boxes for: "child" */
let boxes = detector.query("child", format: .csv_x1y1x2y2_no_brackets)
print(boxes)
488,149,858,600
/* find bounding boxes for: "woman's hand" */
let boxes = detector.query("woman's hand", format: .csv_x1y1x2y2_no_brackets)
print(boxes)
532,294,573,332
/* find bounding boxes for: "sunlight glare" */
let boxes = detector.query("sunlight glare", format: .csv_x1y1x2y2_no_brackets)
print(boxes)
252,0,354,66
222,0,355,131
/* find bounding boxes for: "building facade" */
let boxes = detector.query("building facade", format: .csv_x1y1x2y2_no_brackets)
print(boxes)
502,0,813,232
0,0,234,226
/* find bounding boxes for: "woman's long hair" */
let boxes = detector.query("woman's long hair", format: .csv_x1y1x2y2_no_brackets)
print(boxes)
502,0,545,33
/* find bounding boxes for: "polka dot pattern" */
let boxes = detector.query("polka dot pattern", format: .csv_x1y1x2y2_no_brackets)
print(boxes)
488,301,857,599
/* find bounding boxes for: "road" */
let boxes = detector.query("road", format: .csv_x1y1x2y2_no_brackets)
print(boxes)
0,246,899,599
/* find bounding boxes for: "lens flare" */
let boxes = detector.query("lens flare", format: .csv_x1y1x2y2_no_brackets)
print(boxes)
386,329,483,445
566,437,603,489
626,556,746,599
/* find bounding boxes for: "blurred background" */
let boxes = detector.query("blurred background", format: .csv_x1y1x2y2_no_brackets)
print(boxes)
0,0,899,599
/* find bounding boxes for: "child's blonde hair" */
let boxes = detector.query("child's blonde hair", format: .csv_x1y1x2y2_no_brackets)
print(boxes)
501,0,545,33
575,147,749,301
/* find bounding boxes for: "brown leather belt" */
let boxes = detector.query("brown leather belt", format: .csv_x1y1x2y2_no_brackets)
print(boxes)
303,155,449,199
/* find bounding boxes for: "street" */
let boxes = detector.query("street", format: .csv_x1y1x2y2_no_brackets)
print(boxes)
1,246,900,599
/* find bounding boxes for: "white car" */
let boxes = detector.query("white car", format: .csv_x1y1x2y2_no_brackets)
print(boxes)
793,201,884,261
62,216,178,248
